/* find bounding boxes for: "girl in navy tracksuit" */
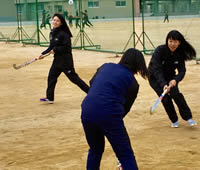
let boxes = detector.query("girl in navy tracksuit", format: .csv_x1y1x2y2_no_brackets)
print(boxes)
148,30,197,128
39,13,89,103
81,48,149,170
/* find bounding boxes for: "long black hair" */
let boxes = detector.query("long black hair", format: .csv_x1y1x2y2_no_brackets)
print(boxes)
119,48,149,79
166,30,196,60
52,13,72,37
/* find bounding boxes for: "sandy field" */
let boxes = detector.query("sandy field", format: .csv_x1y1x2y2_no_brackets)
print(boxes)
0,14,200,170
0,40,199,170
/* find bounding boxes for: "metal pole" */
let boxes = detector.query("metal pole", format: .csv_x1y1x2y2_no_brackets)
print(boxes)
16,0,21,41
78,0,84,49
35,0,40,44
132,0,136,48
18,0,23,41
141,0,145,51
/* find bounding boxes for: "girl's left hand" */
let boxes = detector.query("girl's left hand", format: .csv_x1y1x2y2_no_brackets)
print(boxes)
169,79,176,87
50,50,55,54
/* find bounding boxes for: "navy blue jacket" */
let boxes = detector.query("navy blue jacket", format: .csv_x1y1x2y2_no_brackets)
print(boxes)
81,63,139,121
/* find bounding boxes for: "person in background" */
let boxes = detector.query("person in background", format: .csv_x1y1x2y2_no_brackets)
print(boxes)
40,9,47,29
163,10,169,23
75,10,80,29
45,14,51,30
82,10,93,28
63,10,69,20
81,48,149,170
39,13,89,104
68,14,73,28
148,30,197,128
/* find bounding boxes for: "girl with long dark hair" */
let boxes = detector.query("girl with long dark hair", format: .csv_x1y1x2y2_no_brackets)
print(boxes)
148,30,197,128
39,13,89,104
81,48,149,170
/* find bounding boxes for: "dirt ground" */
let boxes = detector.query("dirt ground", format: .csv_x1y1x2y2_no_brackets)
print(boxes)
0,38,200,170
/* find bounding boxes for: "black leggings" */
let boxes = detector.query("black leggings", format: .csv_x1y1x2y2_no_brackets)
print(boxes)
149,79,192,123
47,65,89,101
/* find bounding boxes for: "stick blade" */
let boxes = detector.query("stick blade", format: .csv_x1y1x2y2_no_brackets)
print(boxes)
149,98,161,115
150,106,154,115
13,64,21,70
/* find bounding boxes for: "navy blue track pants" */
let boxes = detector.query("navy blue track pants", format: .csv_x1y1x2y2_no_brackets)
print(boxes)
81,117,138,170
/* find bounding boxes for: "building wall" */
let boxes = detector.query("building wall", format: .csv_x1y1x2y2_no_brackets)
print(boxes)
0,0,16,21
0,0,141,22
143,0,200,15
1,0,199,22
82,0,140,19
11,0,141,21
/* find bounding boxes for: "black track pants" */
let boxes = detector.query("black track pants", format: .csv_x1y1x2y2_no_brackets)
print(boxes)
47,65,89,101
149,79,192,123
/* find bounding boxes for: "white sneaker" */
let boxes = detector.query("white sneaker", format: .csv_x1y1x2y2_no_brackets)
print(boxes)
117,161,123,170
171,121,179,128
187,119,197,126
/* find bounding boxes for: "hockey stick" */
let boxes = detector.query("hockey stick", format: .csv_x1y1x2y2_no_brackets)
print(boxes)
13,53,50,70
150,88,169,115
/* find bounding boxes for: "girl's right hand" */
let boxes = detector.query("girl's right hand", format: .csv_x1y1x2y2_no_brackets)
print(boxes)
38,54,44,60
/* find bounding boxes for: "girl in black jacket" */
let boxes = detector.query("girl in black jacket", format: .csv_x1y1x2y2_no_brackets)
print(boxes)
148,30,197,128
39,13,89,104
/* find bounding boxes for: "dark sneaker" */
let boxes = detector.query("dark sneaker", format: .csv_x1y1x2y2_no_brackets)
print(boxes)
40,98,53,104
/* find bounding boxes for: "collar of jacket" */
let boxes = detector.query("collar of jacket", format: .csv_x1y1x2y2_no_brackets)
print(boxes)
51,27,62,33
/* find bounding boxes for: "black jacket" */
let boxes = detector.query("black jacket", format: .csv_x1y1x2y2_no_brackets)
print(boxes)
42,27,74,69
148,45,186,88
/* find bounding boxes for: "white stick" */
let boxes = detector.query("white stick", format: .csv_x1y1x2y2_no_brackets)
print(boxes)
13,53,50,70
150,89,168,115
